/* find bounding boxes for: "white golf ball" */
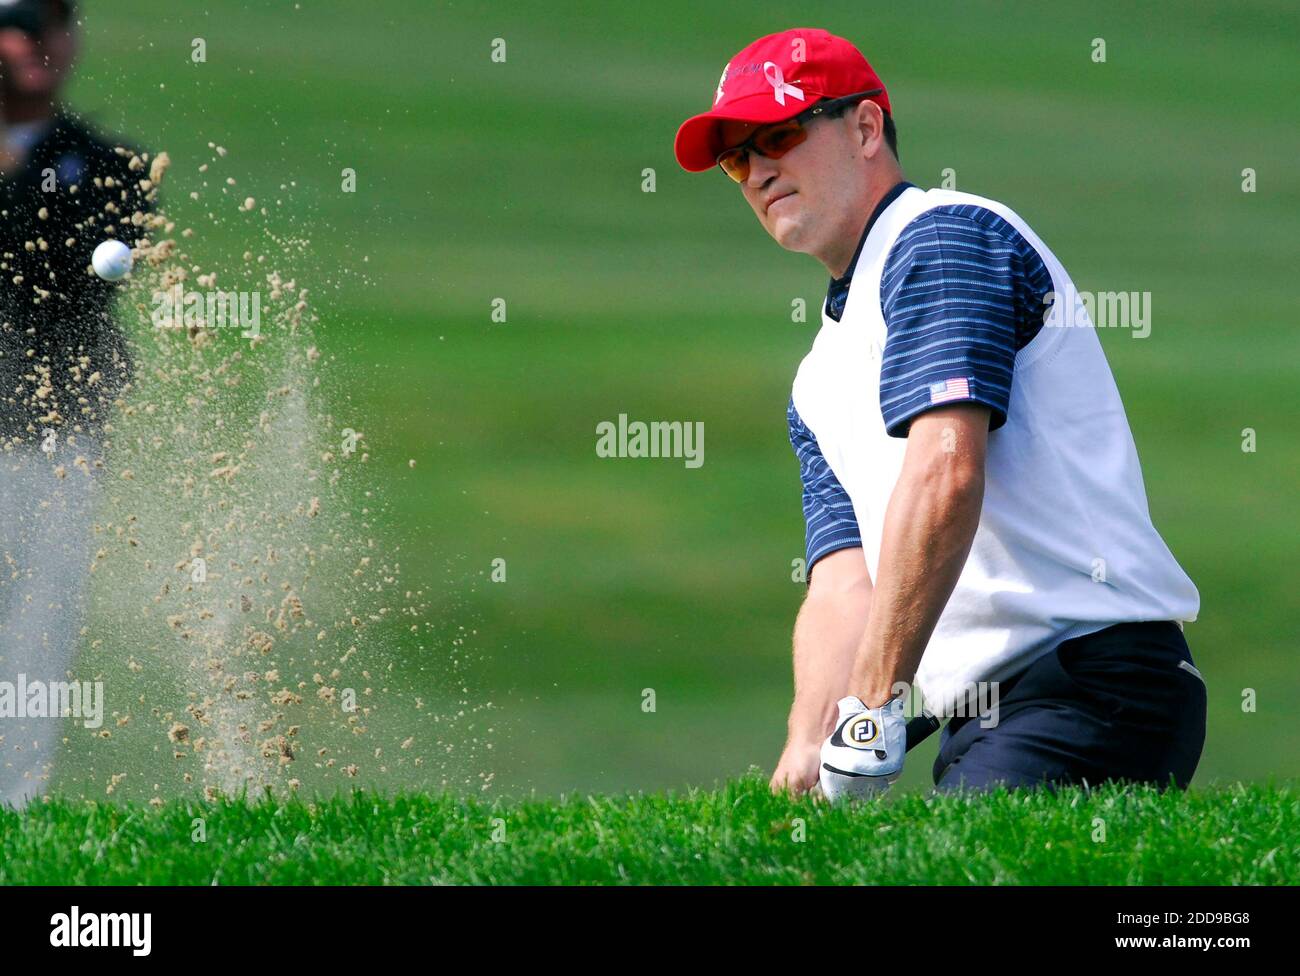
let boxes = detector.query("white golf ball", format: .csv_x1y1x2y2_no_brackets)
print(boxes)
91,239,133,281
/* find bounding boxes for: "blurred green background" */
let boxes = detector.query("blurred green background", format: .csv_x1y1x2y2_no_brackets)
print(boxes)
59,0,1298,797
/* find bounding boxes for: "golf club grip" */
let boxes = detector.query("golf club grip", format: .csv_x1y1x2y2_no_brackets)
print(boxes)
904,714,941,752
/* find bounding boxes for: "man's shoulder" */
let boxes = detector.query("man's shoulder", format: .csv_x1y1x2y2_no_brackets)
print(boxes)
893,189,1036,250
48,110,140,154
881,189,1056,293
34,109,145,183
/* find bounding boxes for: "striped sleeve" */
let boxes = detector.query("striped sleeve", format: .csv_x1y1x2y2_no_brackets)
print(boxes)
878,205,1053,438
788,398,861,580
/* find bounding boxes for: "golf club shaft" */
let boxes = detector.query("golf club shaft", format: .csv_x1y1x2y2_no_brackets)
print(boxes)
904,713,941,752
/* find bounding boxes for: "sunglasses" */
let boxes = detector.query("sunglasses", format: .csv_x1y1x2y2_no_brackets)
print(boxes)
715,89,885,183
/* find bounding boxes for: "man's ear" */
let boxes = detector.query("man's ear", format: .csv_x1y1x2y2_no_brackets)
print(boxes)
855,100,885,159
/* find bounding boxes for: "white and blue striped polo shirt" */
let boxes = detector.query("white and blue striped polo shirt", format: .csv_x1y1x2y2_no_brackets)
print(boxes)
789,182,1199,717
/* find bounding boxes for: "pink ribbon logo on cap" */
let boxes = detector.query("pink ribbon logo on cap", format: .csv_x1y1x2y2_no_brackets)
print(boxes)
763,61,804,106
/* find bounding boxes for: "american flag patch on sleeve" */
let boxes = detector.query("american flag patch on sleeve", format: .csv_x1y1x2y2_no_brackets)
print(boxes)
928,377,973,405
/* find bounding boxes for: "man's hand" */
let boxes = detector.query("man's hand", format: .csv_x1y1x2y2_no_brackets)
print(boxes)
770,737,822,795
773,547,873,796
818,694,908,801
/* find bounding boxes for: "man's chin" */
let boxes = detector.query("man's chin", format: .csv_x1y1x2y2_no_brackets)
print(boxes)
769,217,812,255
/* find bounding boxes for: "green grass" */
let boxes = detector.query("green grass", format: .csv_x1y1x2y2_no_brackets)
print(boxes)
3,776,1295,885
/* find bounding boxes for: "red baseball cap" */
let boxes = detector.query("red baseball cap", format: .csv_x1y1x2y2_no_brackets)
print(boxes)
674,28,891,173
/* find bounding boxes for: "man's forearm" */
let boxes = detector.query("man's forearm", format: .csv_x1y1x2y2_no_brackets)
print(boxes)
787,575,871,743
852,440,985,706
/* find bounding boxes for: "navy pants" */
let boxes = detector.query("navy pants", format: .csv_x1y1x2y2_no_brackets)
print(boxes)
932,621,1207,793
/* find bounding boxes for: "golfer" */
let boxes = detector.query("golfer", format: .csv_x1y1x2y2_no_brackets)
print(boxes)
673,28,1206,797
0,0,149,806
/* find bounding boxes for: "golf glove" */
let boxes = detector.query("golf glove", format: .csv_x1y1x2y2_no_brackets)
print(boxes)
818,694,908,802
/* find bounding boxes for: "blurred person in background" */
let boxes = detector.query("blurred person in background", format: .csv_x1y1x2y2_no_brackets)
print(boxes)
0,0,150,807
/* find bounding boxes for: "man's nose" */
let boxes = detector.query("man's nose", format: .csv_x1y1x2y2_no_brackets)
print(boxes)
745,151,779,189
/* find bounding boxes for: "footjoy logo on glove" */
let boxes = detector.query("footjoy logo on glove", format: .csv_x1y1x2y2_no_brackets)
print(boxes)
845,715,878,747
